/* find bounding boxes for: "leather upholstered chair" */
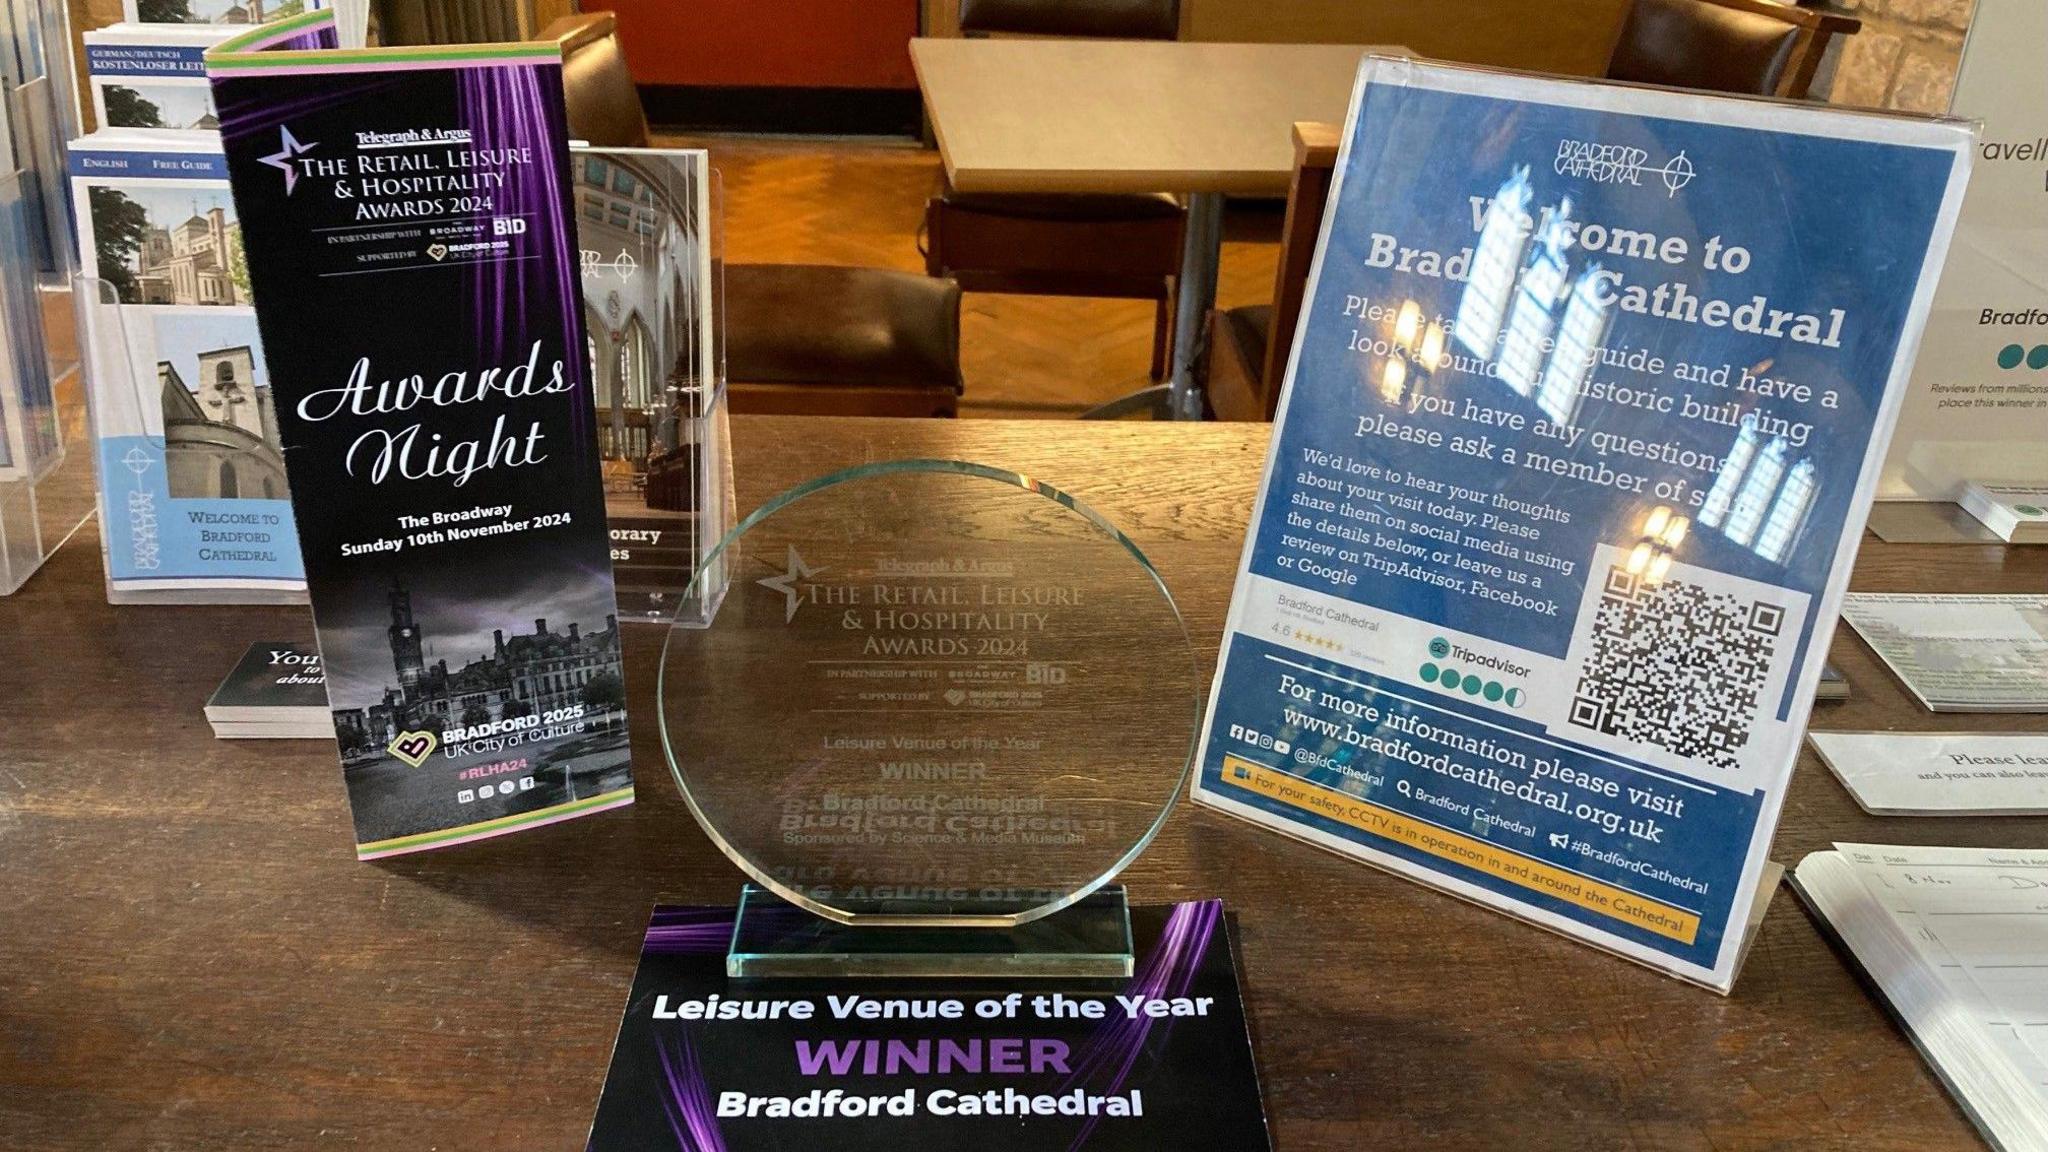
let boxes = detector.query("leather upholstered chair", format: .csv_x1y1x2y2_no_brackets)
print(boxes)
1206,124,1338,422
921,0,1186,381
539,12,650,147
956,0,1179,39
724,265,965,418
1605,0,1859,100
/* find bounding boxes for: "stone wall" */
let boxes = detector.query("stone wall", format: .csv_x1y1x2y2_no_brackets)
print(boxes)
1821,0,1975,113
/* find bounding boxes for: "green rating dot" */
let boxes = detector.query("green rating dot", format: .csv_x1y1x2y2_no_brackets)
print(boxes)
1483,681,1504,702
2000,344,2026,370
1420,662,1440,682
1462,674,1483,695
2031,345,2048,371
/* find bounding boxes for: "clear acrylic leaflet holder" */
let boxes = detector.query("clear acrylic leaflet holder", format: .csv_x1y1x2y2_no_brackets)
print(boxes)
0,166,74,594
569,146,732,629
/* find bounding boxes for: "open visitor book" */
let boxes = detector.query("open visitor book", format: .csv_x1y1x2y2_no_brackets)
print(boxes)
1795,845,2048,1152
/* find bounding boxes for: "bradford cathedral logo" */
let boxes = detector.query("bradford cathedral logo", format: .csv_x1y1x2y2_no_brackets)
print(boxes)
1553,139,1696,198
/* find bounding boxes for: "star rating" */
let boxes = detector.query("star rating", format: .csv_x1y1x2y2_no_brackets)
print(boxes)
258,127,316,195
755,545,822,623
1270,621,1344,653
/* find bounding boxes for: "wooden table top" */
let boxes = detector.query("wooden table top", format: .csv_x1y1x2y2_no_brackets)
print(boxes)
4,415,2044,1150
909,39,1397,197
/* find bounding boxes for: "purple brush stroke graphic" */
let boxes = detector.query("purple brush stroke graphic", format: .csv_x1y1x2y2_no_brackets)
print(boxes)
1060,899,1222,1151
655,1029,729,1152
261,24,338,51
213,75,407,146
645,907,739,955
456,60,596,473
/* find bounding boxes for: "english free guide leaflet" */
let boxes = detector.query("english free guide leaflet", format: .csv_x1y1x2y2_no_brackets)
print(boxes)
1193,59,1971,990
207,13,633,858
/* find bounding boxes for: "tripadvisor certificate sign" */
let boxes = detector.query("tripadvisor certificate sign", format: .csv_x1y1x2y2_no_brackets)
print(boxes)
1883,0,2048,499
207,13,633,858
1193,59,1970,990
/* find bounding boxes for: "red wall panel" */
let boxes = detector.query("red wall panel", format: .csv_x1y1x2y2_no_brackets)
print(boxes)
588,0,921,89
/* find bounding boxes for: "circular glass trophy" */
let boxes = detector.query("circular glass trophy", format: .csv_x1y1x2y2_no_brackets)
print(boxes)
659,460,1199,977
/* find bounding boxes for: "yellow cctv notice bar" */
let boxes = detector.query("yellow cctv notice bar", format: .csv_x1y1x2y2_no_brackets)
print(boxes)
1222,756,1700,944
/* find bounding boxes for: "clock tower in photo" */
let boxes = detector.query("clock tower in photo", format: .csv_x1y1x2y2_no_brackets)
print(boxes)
388,582,425,699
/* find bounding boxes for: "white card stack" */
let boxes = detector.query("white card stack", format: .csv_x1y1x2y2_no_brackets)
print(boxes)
1962,483,2048,544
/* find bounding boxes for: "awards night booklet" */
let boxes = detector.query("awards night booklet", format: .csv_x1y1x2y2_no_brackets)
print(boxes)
584,902,1271,1151
207,12,633,859
1192,59,1972,990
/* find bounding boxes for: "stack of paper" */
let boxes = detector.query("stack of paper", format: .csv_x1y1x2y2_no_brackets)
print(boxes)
1841,594,2048,712
1963,483,2048,544
206,642,331,739
1795,844,2048,1152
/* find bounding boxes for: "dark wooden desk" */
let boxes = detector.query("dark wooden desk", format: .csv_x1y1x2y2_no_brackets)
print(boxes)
3,416,2043,1149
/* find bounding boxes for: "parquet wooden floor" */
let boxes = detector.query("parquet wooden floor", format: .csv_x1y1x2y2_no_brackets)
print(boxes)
657,133,1283,419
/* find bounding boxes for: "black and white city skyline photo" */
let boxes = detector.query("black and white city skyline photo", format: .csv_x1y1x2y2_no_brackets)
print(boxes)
318,555,622,711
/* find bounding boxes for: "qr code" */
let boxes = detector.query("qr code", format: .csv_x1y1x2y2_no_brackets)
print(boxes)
1565,564,1786,773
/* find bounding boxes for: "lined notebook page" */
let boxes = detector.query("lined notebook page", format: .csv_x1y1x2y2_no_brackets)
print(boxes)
1842,844,2048,1101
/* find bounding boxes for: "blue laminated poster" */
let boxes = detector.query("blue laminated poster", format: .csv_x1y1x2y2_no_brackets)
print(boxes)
1192,60,1972,990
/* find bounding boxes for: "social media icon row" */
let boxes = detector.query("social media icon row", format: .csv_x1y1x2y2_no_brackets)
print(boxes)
457,776,537,804
1226,723,1292,756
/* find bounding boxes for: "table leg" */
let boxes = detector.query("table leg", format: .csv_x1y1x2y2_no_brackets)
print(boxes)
1080,190,1224,422
1167,190,1225,421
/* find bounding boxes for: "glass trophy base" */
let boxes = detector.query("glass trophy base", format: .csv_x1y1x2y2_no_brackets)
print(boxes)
727,885,1135,979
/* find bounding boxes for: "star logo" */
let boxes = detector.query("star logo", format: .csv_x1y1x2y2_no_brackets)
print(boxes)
259,126,316,195
755,545,822,623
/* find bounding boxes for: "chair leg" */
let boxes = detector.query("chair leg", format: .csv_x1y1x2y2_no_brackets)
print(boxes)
1150,292,1173,382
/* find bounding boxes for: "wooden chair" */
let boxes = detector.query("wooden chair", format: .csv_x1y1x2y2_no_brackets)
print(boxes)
539,12,650,147
1206,123,1338,423
540,21,961,418
1605,0,1859,100
724,264,965,418
920,0,1187,382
